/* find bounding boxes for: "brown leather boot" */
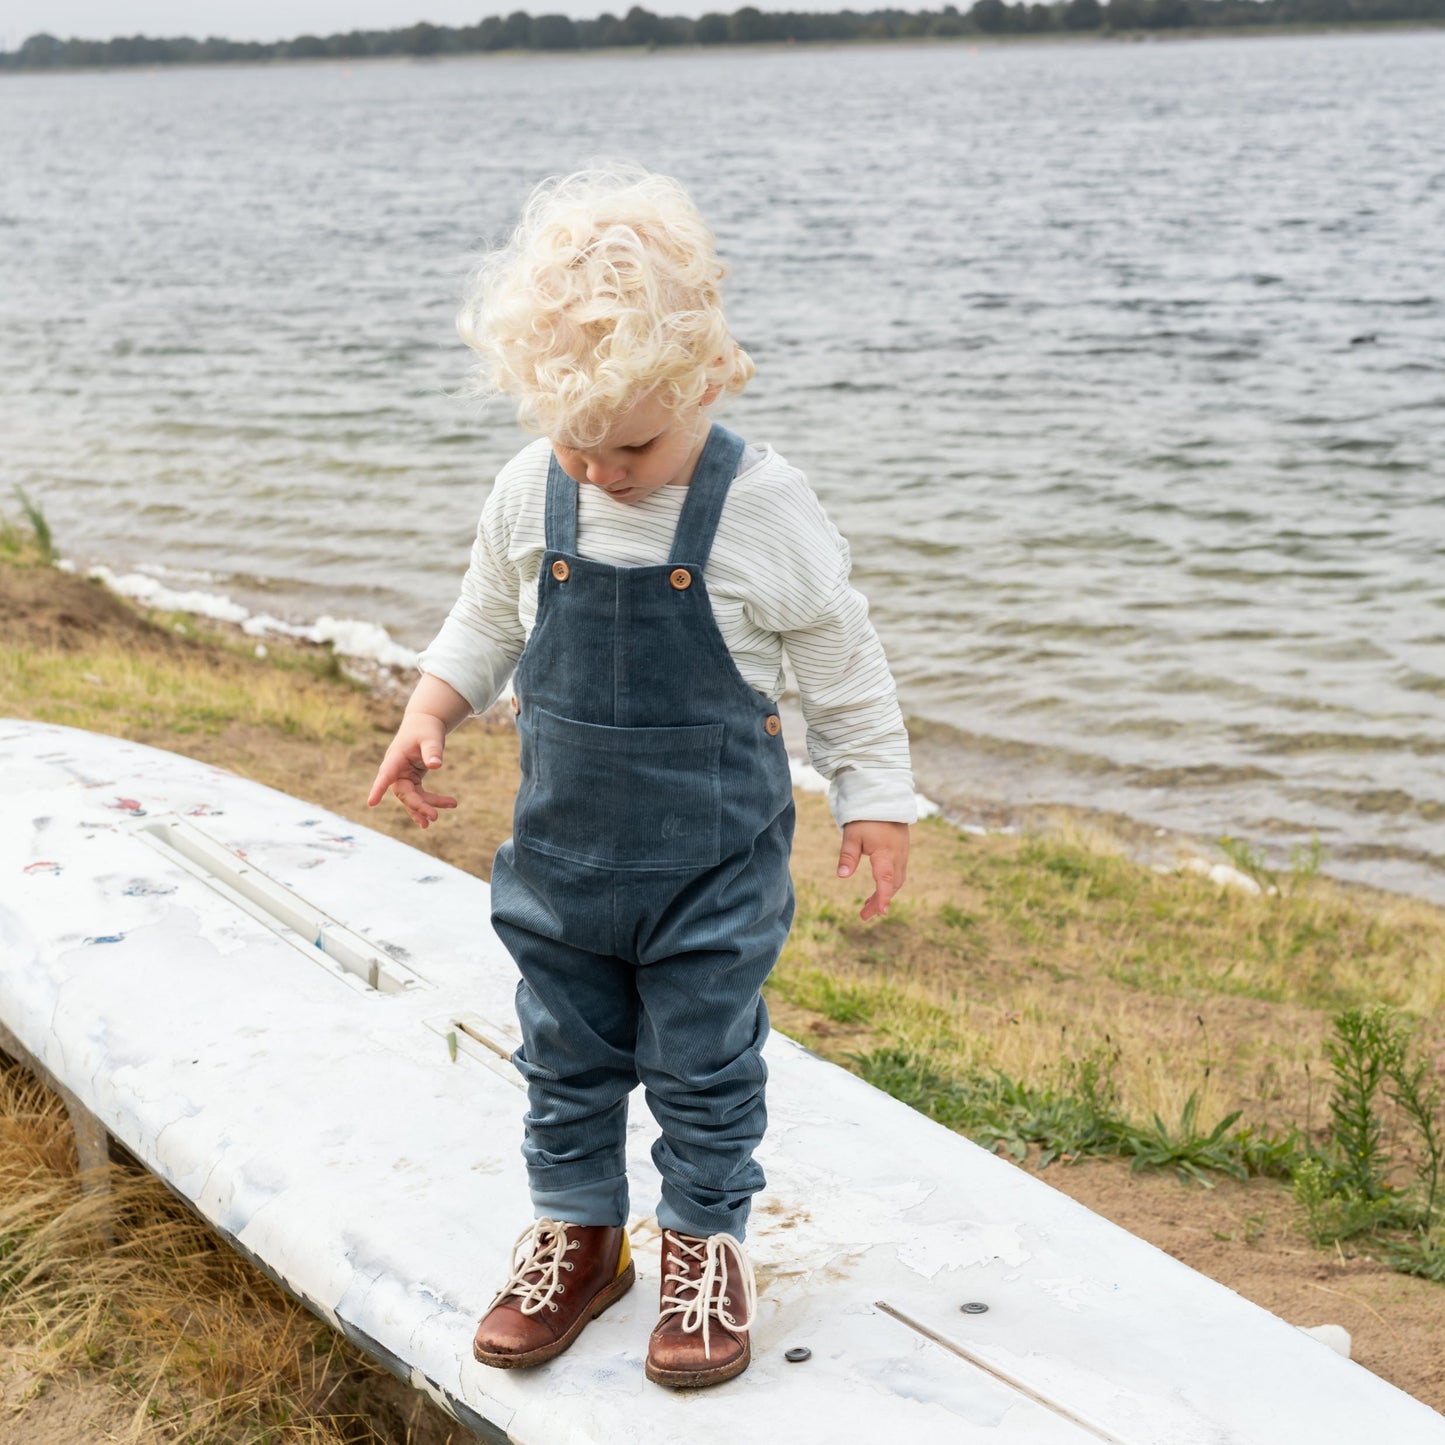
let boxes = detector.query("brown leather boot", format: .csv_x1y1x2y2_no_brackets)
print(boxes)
472,1218,635,1369
645,1230,757,1388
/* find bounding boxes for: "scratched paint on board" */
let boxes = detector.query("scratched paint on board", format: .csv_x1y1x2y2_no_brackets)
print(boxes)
106,797,147,815
185,804,224,817
82,934,125,945
123,881,177,897
23,861,61,875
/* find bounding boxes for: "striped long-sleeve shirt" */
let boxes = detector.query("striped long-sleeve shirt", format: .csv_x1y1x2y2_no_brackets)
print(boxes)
417,435,916,827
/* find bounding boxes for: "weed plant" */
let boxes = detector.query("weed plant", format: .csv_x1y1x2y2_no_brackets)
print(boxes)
0,487,53,564
1292,1004,1445,1277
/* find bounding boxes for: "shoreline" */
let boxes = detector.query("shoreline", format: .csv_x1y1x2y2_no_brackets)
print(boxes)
71,551,1445,913
3,20,1444,78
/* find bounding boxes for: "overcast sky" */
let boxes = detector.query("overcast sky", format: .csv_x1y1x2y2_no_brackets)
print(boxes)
1,0,854,49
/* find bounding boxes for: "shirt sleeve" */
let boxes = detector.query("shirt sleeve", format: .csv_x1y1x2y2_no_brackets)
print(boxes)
747,468,917,828
783,575,918,827
414,482,526,716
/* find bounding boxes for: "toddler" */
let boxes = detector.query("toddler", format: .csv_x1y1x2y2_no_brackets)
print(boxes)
368,165,915,1389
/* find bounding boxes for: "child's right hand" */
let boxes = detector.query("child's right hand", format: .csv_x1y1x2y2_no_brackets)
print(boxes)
366,713,458,829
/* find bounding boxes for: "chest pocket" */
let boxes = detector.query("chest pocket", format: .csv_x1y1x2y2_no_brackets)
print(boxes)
517,707,724,872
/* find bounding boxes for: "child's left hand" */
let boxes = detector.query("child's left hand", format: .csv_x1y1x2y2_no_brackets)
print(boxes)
836,820,910,922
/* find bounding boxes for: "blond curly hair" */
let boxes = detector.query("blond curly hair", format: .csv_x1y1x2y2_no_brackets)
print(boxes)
457,164,753,448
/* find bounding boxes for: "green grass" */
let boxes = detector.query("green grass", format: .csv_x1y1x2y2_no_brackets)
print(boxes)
0,487,54,564
849,1041,1304,1185
767,969,896,1026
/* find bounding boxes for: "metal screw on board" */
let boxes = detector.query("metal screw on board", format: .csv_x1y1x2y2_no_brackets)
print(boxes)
784,1347,812,1362
961,1301,989,1314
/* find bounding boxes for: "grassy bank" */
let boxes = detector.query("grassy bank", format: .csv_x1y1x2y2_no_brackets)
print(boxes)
3,506,1445,1434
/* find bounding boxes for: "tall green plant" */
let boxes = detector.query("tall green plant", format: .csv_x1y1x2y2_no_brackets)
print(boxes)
1382,1025,1444,1239
1323,1006,1399,1198
9,485,53,563
1295,1004,1445,1258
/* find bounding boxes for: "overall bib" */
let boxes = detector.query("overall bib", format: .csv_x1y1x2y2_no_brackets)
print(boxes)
489,422,796,1243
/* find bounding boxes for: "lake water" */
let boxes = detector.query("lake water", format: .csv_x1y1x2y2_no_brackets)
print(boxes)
2,31,1443,900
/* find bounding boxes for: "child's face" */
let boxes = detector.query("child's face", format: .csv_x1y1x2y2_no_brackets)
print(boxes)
552,385,719,505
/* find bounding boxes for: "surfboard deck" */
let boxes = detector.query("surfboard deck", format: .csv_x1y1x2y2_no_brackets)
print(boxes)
2,718,1440,1444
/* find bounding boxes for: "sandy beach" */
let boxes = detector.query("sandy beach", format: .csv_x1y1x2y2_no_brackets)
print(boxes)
2,541,1443,1438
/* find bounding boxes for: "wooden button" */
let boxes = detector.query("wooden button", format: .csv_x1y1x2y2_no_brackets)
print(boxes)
669,568,692,591
551,559,570,582
510,695,520,715
765,715,781,736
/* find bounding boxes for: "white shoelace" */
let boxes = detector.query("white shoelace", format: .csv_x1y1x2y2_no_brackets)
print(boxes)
490,1217,579,1317
658,1230,758,1360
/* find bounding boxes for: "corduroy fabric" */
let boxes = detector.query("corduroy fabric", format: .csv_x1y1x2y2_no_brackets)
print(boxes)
490,423,796,1242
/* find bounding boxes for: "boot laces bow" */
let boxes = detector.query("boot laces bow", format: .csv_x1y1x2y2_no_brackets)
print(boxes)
492,1217,579,1317
659,1230,758,1359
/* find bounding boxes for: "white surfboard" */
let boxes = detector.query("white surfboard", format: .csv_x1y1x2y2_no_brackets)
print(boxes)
1,718,1440,1444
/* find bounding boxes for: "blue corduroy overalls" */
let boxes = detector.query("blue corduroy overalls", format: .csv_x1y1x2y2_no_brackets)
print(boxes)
489,422,796,1243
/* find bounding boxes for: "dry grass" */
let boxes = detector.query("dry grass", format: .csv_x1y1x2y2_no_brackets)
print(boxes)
0,645,372,746
0,1065,463,1444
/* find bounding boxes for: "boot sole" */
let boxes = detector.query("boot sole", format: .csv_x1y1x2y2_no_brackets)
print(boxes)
644,1334,751,1389
472,1260,637,1369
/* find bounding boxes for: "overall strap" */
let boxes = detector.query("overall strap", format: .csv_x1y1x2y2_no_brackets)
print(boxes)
668,423,747,571
543,450,579,553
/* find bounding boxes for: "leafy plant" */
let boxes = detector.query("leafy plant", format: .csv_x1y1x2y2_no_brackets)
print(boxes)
1380,1235,1445,1283
1234,1122,1305,1180
1291,1004,1444,1256
1118,1091,1247,1188
1323,1004,1404,1201
1292,1156,1403,1248
1382,1029,1445,1237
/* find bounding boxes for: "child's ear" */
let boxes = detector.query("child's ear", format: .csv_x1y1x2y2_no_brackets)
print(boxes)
701,381,723,407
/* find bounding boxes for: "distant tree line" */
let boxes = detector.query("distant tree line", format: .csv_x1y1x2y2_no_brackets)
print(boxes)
3,0,1443,69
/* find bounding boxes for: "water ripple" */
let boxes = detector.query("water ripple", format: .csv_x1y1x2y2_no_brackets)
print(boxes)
2,31,1443,898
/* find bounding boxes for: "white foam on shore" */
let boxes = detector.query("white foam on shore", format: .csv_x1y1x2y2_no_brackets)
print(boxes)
85,564,419,670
